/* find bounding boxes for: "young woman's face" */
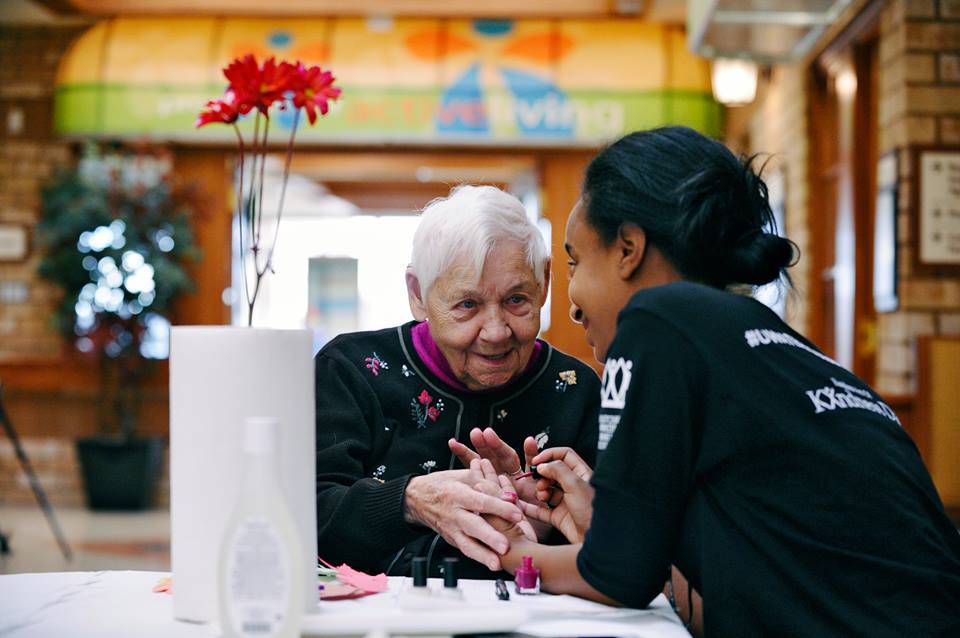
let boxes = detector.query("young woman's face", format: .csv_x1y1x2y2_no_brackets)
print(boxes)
564,201,633,363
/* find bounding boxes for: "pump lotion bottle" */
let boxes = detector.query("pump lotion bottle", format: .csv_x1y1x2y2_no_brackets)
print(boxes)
219,417,303,638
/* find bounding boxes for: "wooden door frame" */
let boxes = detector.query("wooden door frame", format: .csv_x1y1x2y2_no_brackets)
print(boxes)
808,4,880,382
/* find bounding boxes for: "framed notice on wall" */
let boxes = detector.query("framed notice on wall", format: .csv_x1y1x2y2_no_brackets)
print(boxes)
0,224,29,262
914,147,960,273
874,152,898,313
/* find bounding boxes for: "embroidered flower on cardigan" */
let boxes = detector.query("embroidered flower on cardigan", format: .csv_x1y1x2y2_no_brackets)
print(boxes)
372,464,386,479
364,352,389,376
534,427,550,449
496,409,508,422
401,364,414,378
421,460,437,474
554,369,578,393
410,390,444,429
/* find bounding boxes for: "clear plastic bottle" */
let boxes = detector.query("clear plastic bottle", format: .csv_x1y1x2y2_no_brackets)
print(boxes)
218,417,303,638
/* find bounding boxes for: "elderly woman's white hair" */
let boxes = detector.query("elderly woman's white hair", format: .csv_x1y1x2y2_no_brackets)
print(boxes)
410,185,549,298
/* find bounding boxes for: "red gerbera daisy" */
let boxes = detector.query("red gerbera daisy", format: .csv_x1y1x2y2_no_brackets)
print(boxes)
287,62,342,124
224,54,294,115
194,91,245,128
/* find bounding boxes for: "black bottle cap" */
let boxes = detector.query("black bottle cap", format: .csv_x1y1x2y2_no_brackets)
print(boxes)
412,557,427,587
442,557,458,588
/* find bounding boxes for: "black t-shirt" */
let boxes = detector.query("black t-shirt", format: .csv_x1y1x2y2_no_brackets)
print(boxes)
577,282,960,637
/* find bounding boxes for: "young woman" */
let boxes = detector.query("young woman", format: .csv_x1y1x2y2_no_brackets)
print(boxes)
489,126,960,636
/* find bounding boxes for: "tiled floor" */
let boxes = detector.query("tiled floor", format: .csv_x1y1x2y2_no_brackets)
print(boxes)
0,506,169,574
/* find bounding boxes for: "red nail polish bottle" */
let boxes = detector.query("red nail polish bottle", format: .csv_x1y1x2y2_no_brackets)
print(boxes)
514,555,540,595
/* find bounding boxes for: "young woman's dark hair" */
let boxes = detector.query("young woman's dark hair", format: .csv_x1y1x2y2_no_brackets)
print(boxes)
582,125,798,289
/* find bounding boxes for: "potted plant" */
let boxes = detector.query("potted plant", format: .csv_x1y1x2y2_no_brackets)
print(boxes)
36,143,200,510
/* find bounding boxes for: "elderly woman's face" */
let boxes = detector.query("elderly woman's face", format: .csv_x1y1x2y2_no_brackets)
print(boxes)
425,241,545,391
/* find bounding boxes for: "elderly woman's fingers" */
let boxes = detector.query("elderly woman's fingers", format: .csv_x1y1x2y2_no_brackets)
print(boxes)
471,459,511,500
469,428,493,463
450,528,503,571
523,436,540,470
404,469,503,530
474,480,518,505
455,509,510,555
448,437,480,468
467,458,483,486
519,499,553,525
531,447,593,481
481,428,523,473
469,427,485,448
467,488,524,524
473,481,499,497
465,427,523,476
479,458,499,482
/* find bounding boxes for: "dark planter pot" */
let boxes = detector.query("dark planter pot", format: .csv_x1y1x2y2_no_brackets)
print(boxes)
76,436,165,511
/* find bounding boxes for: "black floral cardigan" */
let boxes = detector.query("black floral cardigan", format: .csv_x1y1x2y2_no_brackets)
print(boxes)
314,320,600,580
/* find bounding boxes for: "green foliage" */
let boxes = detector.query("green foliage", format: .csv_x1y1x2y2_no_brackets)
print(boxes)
35,145,201,436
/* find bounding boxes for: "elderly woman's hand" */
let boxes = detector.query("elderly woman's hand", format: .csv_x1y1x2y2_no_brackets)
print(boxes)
449,428,540,498
450,430,561,541
520,447,595,544
468,458,537,543
403,468,524,572
449,428,537,475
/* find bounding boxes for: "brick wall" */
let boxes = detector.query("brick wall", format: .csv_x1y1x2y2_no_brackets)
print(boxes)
741,0,960,395
876,0,960,394
0,437,171,508
0,25,169,509
0,26,84,363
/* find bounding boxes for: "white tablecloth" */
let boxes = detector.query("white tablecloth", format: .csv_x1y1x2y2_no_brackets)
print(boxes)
0,571,689,637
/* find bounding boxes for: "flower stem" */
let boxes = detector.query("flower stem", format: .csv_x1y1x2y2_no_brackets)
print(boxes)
232,124,252,322
246,112,272,326
255,115,270,268
264,108,300,274
244,112,264,326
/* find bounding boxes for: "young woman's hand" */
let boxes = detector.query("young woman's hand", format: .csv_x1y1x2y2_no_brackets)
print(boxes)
522,447,595,543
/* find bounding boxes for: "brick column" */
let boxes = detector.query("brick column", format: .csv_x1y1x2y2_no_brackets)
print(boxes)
876,0,960,395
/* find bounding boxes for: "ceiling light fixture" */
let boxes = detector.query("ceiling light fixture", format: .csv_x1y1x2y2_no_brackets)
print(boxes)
710,58,758,106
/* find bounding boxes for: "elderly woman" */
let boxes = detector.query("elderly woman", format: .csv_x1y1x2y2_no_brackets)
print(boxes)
314,185,599,579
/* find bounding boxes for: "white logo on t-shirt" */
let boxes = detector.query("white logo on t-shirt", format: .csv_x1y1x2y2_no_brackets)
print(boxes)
601,358,633,409
598,413,621,451
743,328,842,368
805,378,901,425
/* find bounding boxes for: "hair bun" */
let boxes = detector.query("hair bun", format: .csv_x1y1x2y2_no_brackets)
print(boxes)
724,232,796,286
582,127,799,290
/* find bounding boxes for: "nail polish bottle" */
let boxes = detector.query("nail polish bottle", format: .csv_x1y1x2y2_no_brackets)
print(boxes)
411,557,430,593
514,555,540,595
400,556,435,609
439,557,463,600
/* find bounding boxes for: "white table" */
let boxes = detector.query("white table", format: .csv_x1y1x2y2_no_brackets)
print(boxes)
0,571,689,637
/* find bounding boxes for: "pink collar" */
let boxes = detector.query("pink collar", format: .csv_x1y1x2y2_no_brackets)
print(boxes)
410,321,543,393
